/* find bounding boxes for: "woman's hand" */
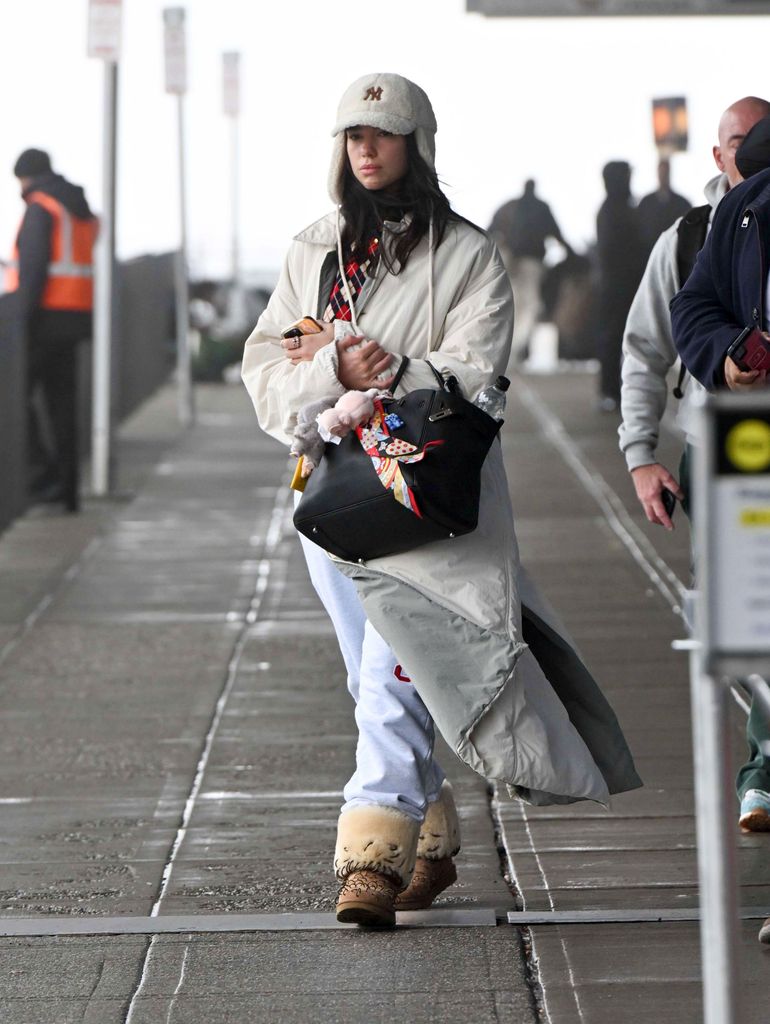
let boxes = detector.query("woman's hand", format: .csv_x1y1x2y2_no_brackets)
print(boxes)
281,321,334,364
336,335,395,390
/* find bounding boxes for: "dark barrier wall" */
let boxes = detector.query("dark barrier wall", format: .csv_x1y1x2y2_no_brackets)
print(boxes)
115,252,176,420
0,307,27,531
0,251,176,534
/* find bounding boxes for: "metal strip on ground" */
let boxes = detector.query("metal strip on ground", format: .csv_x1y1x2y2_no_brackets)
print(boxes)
507,908,770,926
0,908,498,936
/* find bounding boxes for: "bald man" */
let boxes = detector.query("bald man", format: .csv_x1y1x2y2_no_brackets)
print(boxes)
619,100,770,883
619,95,770,528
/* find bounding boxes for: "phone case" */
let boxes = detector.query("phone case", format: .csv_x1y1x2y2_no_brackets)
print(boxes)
727,328,770,372
281,316,323,340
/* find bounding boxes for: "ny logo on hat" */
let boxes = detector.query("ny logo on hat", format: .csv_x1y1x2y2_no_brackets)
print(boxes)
363,86,383,101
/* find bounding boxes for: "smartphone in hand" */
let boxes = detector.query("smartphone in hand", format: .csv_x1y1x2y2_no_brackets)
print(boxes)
281,316,323,340
661,487,676,520
726,326,770,373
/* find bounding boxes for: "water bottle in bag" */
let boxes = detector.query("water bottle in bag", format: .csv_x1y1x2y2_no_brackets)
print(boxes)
474,376,510,421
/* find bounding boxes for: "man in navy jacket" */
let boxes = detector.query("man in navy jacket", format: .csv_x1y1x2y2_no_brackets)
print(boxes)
671,126,770,393
671,120,770,949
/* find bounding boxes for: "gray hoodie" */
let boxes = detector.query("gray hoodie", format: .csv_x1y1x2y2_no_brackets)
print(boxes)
618,173,728,470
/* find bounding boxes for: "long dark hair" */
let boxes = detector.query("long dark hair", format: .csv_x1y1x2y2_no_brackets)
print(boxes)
340,132,460,275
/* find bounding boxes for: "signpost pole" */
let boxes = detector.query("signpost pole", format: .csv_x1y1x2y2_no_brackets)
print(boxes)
163,7,193,427
222,52,242,322
688,653,741,1024
88,0,122,497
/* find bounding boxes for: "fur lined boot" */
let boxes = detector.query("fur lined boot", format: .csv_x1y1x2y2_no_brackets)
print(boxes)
395,780,461,911
334,804,420,927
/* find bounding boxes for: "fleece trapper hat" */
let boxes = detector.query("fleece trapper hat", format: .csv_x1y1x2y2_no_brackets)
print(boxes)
328,73,437,203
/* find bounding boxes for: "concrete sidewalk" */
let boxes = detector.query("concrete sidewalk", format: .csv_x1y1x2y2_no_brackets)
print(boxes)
0,372,767,1023
0,383,533,1024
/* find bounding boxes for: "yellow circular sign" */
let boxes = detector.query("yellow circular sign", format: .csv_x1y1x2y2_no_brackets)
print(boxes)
725,419,770,472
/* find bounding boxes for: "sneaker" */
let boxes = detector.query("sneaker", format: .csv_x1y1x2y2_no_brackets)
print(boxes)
760,917,770,944
336,869,399,927
394,856,457,911
739,789,770,832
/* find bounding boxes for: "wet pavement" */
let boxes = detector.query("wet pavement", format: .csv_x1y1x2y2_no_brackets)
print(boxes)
0,370,767,1022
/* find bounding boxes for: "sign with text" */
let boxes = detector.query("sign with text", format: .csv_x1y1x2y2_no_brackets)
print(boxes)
88,0,122,61
699,396,770,671
223,52,240,117
163,7,187,95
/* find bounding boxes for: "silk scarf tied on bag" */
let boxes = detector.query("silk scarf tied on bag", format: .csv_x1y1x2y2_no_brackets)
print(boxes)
356,398,444,517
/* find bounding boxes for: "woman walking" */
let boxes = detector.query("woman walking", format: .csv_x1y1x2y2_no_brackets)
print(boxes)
242,73,640,927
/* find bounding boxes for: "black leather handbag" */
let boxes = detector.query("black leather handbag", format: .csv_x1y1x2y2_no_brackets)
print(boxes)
293,358,501,562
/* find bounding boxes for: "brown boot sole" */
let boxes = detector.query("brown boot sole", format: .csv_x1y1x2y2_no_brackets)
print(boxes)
395,858,458,911
336,899,396,927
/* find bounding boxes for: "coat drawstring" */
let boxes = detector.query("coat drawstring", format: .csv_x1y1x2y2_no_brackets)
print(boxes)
334,204,435,359
427,218,434,355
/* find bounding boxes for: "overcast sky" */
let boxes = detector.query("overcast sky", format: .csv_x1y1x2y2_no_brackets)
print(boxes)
1,1,768,278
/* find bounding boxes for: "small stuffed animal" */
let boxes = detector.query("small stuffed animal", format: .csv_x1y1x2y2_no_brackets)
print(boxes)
290,397,336,477
316,389,381,440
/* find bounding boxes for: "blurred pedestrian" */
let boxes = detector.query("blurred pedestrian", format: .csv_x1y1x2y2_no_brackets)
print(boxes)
4,149,97,512
671,115,770,943
637,158,691,256
595,161,646,411
242,72,640,928
488,179,572,364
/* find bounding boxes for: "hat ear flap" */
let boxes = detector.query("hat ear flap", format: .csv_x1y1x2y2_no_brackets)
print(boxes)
328,133,347,205
414,128,436,173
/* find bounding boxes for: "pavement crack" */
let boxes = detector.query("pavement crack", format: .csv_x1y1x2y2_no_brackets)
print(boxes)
486,783,547,1024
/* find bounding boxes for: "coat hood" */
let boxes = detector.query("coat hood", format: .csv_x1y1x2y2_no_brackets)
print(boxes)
736,114,770,180
23,173,94,220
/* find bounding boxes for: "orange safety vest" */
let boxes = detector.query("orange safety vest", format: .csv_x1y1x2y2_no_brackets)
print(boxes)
4,191,97,312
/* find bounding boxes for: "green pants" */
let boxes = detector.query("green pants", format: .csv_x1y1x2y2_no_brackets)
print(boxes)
679,446,770,800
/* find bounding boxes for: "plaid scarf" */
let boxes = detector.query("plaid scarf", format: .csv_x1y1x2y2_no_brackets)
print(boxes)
323,237,380,323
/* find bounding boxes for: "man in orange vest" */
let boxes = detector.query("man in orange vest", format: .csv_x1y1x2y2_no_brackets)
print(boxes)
5,148,97,512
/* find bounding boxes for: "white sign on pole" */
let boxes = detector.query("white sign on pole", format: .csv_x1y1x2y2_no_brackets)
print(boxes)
88,0,122,61
703,399,770,665
223,52,240,118
163,8,187,95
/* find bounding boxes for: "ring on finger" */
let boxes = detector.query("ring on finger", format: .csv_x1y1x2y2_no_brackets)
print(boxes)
292,337,301,350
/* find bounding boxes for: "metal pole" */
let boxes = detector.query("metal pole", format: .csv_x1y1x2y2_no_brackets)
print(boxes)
91,60,118,496
230,115,239,288
690,399,742,1024
175,94,193,426
688,653,742,1024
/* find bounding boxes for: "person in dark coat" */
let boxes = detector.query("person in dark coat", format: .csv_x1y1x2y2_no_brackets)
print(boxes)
3,149,97,512
637,158,691,256
671,116,770,948
595,161,646,410
489,179,572,363
670,126,770,391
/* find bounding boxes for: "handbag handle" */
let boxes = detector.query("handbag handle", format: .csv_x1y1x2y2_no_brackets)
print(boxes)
391,355,447,394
